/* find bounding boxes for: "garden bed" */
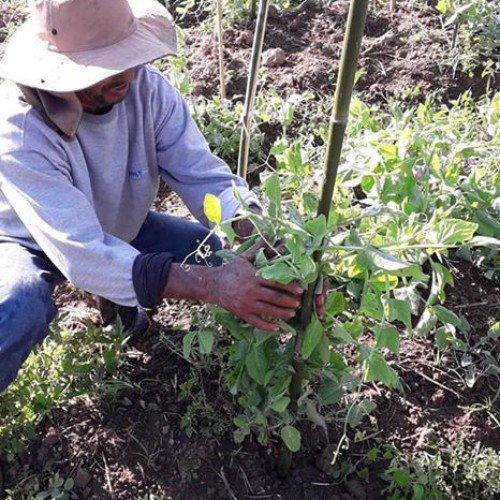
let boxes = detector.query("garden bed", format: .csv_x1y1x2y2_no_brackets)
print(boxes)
1,1,499,499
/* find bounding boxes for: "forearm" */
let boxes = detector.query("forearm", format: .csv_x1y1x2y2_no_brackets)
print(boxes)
161,262,216,304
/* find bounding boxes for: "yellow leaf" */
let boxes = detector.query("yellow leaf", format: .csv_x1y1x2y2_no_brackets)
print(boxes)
204,193,222,224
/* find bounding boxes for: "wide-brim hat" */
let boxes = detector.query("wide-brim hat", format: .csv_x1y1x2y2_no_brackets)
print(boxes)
0,0,177,92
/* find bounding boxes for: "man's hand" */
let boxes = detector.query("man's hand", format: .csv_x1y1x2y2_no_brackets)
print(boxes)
232,204,262,240
162,241,304,332
315,277,329,321
205,242,304,331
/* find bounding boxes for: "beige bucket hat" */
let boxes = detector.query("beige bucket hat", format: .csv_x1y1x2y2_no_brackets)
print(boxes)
0,0,177,92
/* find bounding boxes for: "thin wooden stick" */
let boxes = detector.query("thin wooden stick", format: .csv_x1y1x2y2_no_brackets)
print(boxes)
216,0,226,99
390,0,396,12
237,0,270,179
278,0,370,477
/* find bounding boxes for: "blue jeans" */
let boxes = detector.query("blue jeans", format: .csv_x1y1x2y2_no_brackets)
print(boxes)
0,212,221,393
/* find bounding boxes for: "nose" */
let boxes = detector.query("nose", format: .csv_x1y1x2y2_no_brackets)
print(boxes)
112,68,136,86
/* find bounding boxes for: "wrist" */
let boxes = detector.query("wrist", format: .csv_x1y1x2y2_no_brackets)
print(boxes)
162,263,219,305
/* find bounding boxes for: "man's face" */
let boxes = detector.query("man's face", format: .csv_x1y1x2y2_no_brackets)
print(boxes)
76,69,136,114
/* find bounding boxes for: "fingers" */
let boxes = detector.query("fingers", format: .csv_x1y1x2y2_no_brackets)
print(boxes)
258,277,305,296
257,286,302,309
244,314,280,332
314,277,330,321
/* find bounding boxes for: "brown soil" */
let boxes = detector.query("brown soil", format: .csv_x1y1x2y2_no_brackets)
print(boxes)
4,253,498,500
1,2,499,499
181,1,488,103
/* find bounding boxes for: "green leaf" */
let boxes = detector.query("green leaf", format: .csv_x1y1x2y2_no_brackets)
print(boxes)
393,468,411,488
331,324,354,344
182,331,196,358
347,400,377,428
435,325,456,350
364,350,399,388
428,218,478,246
394,285,421,315
270,396,290,413
387,299,412,330
280,425,301,452
245,344,268,386
302,317,324,359
469,236,500,248
415,308,438,336
319,378,343,405
259,262,295,285
296,254,317,284
203,193,222,224
63,478,74,491
305,215,327,245
102,349,118,373
374,325,400,356
360,291,384,321
434,305,461,328
265,174,281,218
325,291,346,316
305,400,327,431
427,261,453,305
366,248,412,271
198,330,215,355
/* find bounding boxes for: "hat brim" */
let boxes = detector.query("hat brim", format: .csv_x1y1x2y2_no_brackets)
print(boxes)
0,0,177,92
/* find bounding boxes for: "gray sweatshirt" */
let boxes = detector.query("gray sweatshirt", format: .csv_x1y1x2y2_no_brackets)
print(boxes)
0,65,258,306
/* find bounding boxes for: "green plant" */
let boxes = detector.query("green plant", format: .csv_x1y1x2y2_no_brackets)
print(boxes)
0,321,130,462
437,0,499,80
177,64,499,476
382,440,500,499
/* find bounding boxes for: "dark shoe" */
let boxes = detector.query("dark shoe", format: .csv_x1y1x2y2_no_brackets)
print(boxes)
0,458,5,498
116,305,150,337
92,296,150,337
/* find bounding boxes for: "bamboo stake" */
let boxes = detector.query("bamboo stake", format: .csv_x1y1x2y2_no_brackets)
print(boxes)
390,0,396,12
216,0,226,99
278,0,370,476
237,0,270,179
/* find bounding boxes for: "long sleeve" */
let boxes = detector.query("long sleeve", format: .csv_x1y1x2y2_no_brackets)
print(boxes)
155,83,259,226
0,148,140,306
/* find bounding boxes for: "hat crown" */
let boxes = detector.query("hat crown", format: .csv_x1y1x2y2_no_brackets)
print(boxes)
31,0,137,53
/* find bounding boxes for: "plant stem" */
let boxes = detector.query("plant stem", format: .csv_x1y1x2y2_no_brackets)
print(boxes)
237,0,270,179
250,0,257,18
278,0,369,476
216,0,226,99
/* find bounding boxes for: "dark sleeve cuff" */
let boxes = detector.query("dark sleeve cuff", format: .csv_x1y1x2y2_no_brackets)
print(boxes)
132,252,175,309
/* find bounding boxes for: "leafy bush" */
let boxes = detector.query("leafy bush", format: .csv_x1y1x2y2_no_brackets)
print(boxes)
437,0,500,79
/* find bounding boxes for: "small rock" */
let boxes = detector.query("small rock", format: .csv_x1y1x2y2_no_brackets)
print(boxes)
267,4,280,18
415,427,437,450
236,30,253,45
346,479,367,500
42,433,59,447
147,402,159,411
74,467,91,489
262,48,286,68
36,446,49,464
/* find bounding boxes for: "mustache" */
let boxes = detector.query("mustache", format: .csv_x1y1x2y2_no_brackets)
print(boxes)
106,81,129,90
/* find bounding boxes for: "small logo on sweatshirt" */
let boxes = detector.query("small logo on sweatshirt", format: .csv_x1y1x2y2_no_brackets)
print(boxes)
129,169,146,180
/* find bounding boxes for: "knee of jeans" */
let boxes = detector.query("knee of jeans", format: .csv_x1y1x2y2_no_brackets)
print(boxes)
0,278,56,386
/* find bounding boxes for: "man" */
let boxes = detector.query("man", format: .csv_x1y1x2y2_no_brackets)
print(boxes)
0,0,307,394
